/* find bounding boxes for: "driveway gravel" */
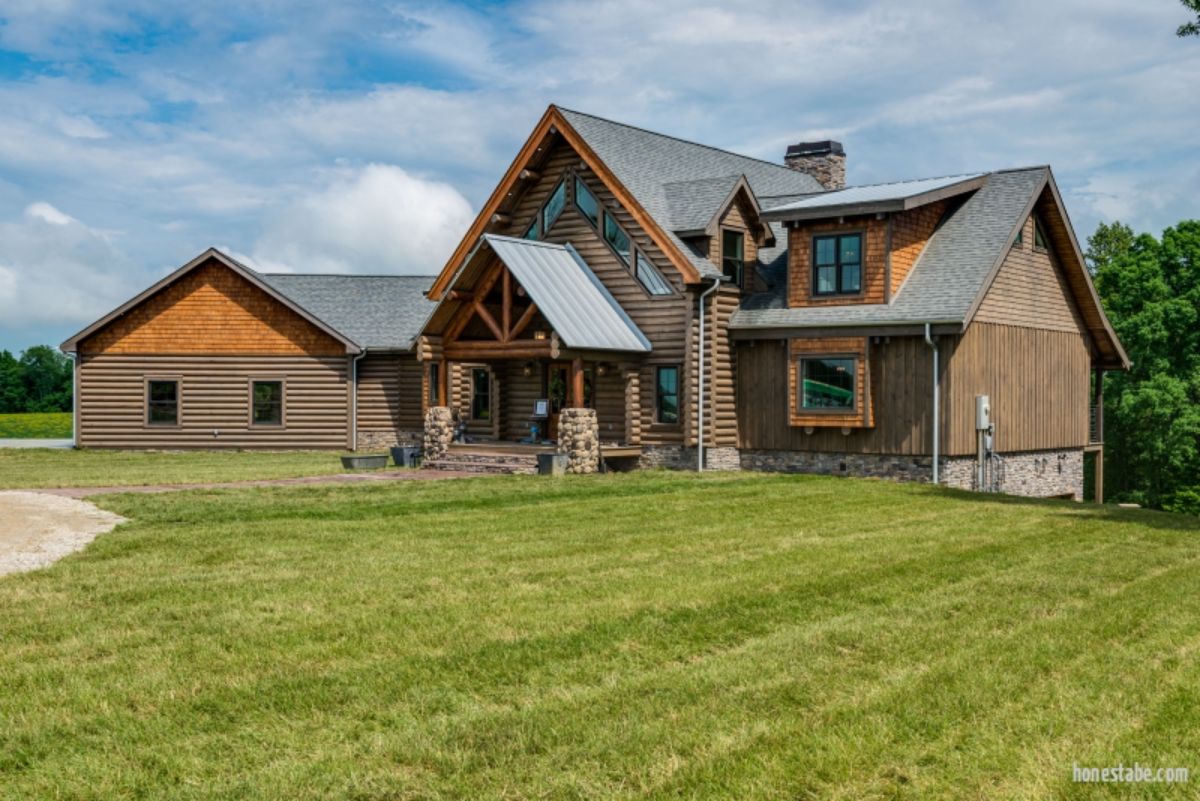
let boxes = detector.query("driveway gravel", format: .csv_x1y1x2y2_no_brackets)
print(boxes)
0,491,125,576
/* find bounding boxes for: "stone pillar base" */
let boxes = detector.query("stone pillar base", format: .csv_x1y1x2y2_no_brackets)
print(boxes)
556,408,599,474
423,407,454,461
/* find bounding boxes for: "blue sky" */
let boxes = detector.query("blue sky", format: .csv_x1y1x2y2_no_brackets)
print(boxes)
0,0,1196,353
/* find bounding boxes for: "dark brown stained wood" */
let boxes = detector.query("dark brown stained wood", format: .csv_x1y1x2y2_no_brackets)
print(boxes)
77,354,350,449
356,353,423,437
80,260,346,357
944,323,1090,454
787,337,872,429
787,215,887,306
707,194,760,288
974,215,1085,333
736,336,952,455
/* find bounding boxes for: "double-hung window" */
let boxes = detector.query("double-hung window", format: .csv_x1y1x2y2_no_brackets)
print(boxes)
799,358,856,410
722,230,744,288
812,233,862,296
251,380,283,426
655,366,679,424
146,379,179,425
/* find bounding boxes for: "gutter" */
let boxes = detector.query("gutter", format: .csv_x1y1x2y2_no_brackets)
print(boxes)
69,351,78,449
924,323,939,484
696,276,724,473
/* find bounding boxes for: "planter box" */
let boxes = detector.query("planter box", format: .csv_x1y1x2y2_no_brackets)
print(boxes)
341,454,389,470
391,445,422,468
537,452,568,476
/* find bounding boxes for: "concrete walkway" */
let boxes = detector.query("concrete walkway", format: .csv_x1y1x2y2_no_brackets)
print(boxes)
34,468,476,498
0,439,73,449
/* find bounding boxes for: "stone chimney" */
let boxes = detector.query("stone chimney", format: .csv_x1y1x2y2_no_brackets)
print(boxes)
784,140,846,190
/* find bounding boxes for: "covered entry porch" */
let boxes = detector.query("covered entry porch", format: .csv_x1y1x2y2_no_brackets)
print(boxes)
419,234,652,471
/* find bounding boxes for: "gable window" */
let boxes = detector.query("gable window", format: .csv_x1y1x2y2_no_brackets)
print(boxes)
603,212,632,264
524,216,540,241
1033,217,1049,251
544,180,566,232
655,365,679,424
1013,224,1024,248
812,233,862,296
146,379,179,426
470,368,490,420
251,380,283,426
799,357,856,410
636,250,672,296
574,176,600,227
722,229,745,288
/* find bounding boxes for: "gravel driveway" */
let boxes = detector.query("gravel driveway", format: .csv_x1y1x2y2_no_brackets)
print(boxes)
0,491,125,576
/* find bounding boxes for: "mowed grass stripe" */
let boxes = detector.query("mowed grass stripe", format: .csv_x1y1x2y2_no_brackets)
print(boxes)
1,471,1198,800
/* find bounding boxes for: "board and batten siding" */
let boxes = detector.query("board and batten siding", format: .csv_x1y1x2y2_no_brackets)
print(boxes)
77,354,351,449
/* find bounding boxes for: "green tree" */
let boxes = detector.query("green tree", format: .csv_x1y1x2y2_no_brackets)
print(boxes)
1089,220,1200,512
0,350,28,413
1180,0,1200,37
18,345,73,413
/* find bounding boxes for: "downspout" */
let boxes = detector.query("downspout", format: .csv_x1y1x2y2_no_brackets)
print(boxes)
696,277,722,473
350,350,366,452
924,323,939,485
69,352,78,449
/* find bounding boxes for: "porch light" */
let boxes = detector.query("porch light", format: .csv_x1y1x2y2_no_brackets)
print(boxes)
533,329,548,340
596,363,608,377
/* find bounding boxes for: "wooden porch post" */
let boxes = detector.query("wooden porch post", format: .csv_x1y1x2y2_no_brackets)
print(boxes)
438,358,449,406
571,356,585,407
1095,368,1105,504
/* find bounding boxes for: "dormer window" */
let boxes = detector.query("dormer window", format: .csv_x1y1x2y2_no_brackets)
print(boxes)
722,229,744,288
544,180,566,232
812,233,861,296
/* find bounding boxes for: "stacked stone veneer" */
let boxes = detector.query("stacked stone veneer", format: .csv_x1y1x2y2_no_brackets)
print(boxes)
357,429,422,452
739,447,1084,500
637,445,740,471
556,408,599,474
422,407,455,461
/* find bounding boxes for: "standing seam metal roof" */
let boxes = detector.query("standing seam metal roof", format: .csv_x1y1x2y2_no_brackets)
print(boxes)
483,234,651,353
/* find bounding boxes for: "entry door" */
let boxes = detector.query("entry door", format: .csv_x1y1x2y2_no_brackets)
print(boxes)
546,363,569,440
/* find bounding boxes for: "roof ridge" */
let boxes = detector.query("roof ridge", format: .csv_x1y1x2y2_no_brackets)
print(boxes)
555,106,811,179
261,272,437,278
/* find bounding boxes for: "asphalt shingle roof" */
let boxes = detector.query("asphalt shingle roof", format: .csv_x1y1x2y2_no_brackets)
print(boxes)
558,108,824,279
260,274,437,350
731,167,1048,329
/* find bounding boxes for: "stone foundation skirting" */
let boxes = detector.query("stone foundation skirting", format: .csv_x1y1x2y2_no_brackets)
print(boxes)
356,429,421,452
740,447,1084,500
637,445,740,471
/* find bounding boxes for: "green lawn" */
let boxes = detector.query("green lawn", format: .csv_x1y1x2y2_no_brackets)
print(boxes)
0,411,72,438
2,472,1199,799
0,448,359,489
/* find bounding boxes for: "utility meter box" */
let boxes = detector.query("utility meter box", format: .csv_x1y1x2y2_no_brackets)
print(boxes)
976,395,991,431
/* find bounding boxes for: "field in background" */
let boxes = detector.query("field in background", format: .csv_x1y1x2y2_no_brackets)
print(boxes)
2,471,1198,799
0,448,354,488
0,412,71,439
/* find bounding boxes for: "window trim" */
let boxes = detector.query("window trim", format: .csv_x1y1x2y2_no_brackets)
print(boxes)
573,171,673,298
543,178,567,233
573,174,600,228
634,248,674,296
469,367,491,421
796,355,858,414
248,376,286,428
721,227,746,290
653,364,681,426
144,375,182,428
810,231,864,298
427,362,441,406
602,209,632,266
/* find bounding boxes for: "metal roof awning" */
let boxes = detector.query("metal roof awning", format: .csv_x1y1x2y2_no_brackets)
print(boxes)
482,234,652,353
761,173,987,222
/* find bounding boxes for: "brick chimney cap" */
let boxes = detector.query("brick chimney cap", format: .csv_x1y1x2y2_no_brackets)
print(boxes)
786,140,845,158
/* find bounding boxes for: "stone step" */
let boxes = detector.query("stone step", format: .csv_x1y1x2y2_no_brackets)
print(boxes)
423,457,538,475
440,450,540,467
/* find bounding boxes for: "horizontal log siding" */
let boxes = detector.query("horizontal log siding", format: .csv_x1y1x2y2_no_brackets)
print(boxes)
356,353,423,437
944,323,1090,454
498,139,692,445
974,217,1084,333
81,260,344,357
77,354,350,449
737,336,955,455
502,364,543,441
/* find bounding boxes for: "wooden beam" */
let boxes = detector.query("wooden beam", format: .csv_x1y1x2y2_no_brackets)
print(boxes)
490,213,511,226
510,303,539,340
571,356,585,407
474,303,505,342
444,342,552,360
437,358,448,406
502,269,512,341
447,290,474,302
519,168,540,181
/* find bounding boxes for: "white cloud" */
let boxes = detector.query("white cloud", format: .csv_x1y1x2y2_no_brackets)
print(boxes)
251,164,475,275
24,201,77,226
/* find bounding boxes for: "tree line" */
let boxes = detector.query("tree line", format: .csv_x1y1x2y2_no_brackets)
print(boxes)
1088,219,1200,515
0,346,73,414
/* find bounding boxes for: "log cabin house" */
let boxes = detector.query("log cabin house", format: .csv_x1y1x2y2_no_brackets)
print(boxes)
62,104,1128,499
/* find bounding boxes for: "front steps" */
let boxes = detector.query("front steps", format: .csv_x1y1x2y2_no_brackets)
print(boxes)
423,445,541,475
